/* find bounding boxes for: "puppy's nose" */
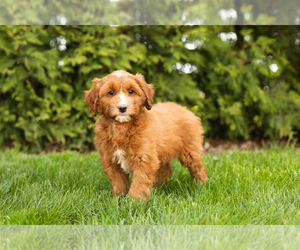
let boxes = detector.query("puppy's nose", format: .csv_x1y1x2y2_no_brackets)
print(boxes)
118,105,127,113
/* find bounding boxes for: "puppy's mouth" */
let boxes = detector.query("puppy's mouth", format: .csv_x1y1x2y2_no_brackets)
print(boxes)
115,114,132,123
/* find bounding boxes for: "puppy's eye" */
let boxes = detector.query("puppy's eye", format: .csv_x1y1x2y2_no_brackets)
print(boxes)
108,91,115,96
128,90,134,94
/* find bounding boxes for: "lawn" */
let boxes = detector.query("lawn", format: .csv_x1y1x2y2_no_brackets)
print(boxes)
0,147,299,225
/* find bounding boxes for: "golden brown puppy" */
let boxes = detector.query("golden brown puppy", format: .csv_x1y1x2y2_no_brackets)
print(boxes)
85,70,207,200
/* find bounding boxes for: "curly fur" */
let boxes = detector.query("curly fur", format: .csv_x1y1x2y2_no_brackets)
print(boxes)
84,70,207,200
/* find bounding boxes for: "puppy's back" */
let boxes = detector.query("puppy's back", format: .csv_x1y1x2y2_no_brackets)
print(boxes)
147,102,204,156
151,102,202,131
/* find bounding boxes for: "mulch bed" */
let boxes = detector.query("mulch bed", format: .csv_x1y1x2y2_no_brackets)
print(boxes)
204,139,300,154
2,139,300,154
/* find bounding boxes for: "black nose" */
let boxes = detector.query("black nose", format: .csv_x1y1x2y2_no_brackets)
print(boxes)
118,106,127,113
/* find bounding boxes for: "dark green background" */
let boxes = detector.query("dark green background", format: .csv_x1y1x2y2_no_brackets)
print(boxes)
0,25,299,151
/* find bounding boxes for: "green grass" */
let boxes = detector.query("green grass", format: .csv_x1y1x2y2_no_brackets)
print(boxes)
1,225,300,249
0,147,299,225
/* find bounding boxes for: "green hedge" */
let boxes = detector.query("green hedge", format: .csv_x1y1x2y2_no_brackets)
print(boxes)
0,25,300,151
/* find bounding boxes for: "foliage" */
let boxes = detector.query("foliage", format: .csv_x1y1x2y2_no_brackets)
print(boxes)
0,25,300,151
1,0,299,25
187,26,300,140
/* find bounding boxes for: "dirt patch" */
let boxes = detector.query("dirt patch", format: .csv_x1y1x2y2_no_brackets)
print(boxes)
204,139,299,154
3,139,299,154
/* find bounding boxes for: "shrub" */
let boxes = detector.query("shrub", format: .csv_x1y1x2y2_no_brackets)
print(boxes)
0,25,299,151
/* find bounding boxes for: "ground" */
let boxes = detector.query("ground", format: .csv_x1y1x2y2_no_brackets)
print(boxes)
0,145,299,225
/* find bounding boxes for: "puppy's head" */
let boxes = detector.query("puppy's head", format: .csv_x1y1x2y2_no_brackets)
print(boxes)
84,70,154,123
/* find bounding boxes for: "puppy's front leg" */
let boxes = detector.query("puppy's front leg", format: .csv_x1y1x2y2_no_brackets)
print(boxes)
102,161,130,197
127,155,160,200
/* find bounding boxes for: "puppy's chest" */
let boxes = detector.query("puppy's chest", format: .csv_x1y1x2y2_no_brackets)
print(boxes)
110,134,137,174
113,149,131,174
97,123,142,174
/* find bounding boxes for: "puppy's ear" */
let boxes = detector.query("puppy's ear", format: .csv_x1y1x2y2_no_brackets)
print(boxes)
84,78,102,116
134,73,154,110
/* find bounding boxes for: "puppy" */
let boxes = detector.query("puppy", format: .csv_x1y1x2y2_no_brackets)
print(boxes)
84,70,207,200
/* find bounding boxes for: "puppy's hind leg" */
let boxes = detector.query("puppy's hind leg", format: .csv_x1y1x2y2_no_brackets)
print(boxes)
154,162,173,186
179,150,207,184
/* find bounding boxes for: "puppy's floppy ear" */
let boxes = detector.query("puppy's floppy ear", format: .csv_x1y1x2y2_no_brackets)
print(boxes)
84,78,102,116
134,73,154,110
